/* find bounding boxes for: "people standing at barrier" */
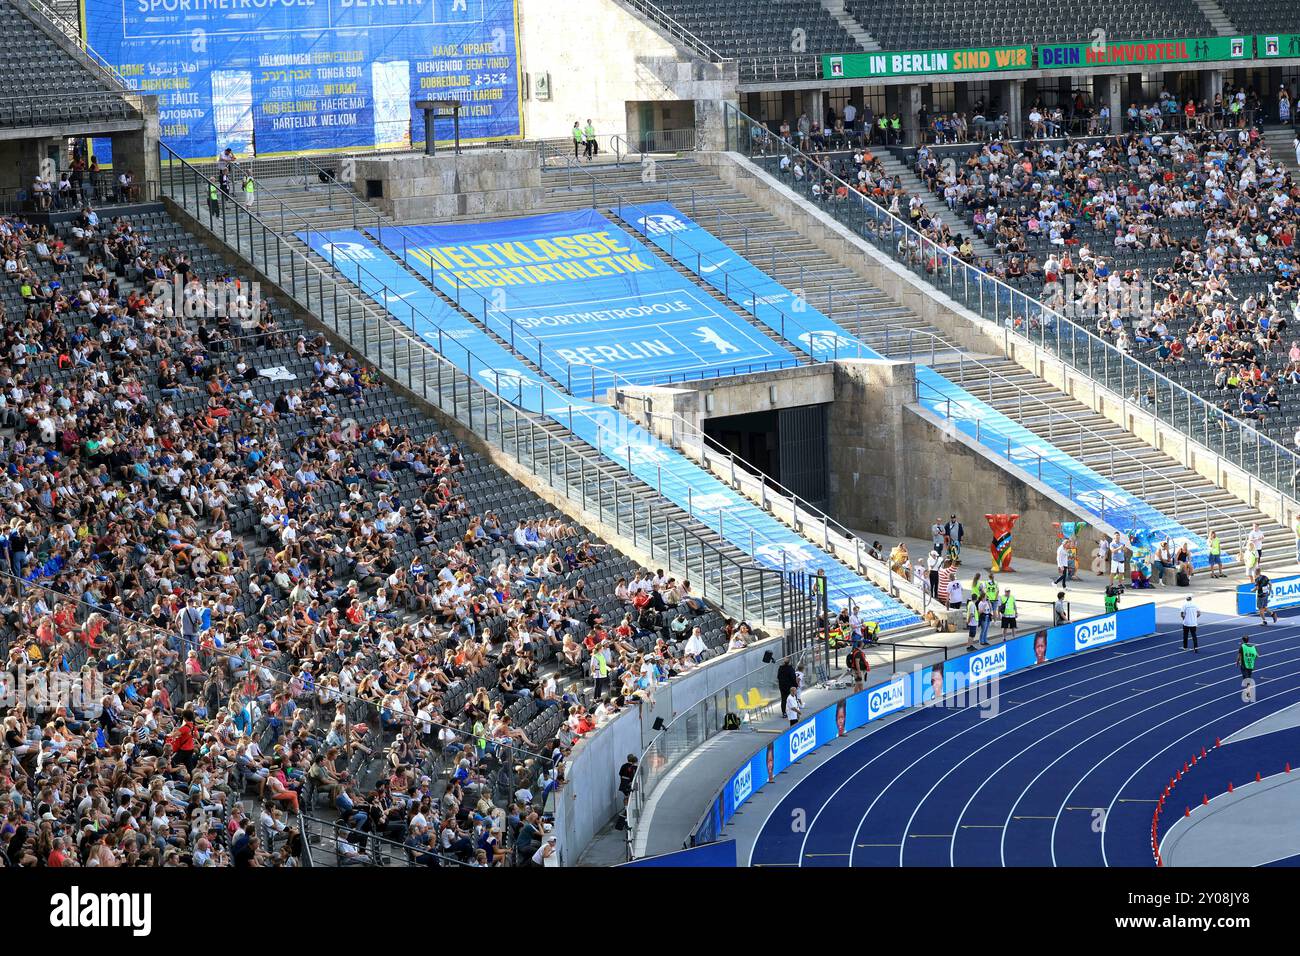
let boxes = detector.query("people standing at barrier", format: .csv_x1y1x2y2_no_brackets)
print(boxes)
572,121,584,160
964,595,979,651
1109,532,1128,586
1053,591,1069,627
1248,523,1265,567
848,644,869,692
1244,544,1260,582
947,575,964,612
931,517,945,554
584,119,596,159
1180,596,1200,653
977,592,993,646
926,548,943,599
999,588,1017,640
1207,530,1225,579
777,659,797,718
1254,573,1279,626
945,514,964,564
784,683,803,726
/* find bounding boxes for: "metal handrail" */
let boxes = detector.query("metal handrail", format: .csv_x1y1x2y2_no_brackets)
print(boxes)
614,0,727,63
13,0,139,98
725,102,1300,534
158,141,817,634
623,644,807,861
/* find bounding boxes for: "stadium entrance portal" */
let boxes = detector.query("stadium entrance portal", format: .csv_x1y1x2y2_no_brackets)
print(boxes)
704,404,829,510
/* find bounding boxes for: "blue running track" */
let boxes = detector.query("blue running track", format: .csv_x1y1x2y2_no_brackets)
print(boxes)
748,612,1300,867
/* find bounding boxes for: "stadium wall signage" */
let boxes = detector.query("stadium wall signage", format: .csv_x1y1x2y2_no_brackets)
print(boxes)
692,602,1157,846
1038,36,1250,69
823,46,1031,79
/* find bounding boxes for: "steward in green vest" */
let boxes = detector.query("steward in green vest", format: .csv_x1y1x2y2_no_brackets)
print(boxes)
207,181,222,219
999,590,1017,638
583,120,596,159
572,121,585,160
1238,637,1258,679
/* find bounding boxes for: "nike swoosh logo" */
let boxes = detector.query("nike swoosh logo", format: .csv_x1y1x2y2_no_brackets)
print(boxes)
700,259,731,274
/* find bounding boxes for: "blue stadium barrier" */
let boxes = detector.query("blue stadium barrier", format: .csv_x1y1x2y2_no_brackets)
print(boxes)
693,601,1158,848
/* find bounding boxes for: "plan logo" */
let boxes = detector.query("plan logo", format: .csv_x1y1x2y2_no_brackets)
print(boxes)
635,213,687,236
867,676,907,720
1269,577,1300,608
1074,614,1118,651
969,644,1007,682
50,887,151,936
733,762,753,805
788,720,817,760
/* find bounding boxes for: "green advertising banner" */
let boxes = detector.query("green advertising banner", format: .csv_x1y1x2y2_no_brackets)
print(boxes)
1038,36,1252,69
822,46,1031,80
1257,34,1300,58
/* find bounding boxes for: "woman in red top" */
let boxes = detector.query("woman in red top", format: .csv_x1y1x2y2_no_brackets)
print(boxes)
170,709,198,772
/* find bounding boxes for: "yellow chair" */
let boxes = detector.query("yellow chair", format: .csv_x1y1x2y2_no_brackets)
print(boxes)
745,688,774,709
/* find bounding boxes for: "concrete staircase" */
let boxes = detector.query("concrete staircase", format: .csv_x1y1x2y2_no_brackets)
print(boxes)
876,151,999,262
1190,0,1237,36
931,355,1292,562
1263,126,1300,176
820,0,880,51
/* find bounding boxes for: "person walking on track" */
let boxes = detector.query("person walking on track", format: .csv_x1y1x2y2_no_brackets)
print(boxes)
1180,595,1199,652
1255,572,1280,625
1238,636,1258,689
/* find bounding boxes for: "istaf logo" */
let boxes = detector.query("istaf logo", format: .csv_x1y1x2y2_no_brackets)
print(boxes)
732,763,753,805
635,213,686,236
788,720,817,760
1074,614,1118,651
868,676,907,719
969,644,1007,682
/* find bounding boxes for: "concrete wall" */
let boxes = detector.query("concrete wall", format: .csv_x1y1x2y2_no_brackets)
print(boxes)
612,362,834,438
828,360,1112,564
352,148,542,222
517,0,737,147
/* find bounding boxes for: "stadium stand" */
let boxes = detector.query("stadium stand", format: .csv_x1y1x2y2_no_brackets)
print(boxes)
648,0,868,58
841,0,1214,48
0,0,137,128
882,120,1300,452
0,195,763,868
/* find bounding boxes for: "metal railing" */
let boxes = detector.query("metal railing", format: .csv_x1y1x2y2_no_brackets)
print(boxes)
682,638,958,850
737,54,823,83
610,128,700,161
0,90,140,129
614,0,726,62
623,647,807,860
13,0,139,97
725,102,1300,533
158,141,822,639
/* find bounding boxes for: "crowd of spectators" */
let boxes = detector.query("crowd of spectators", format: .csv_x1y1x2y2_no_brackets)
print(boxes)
0,197,753,868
